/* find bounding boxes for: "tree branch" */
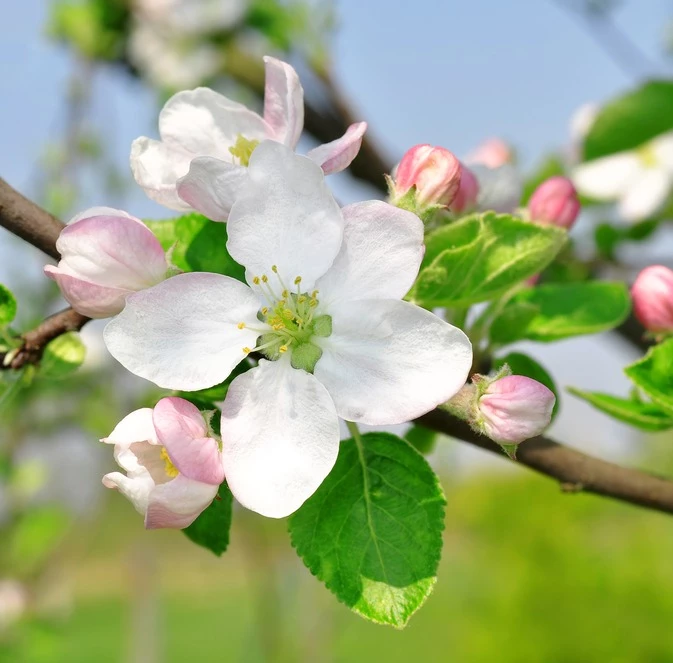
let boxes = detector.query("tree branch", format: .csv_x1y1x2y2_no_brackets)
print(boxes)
417,408,673,515
0,178,66,261
3,308,89,369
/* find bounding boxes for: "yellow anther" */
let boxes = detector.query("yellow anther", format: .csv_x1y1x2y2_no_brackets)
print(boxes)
237,322,246,329
283,309,294,318
261,275,268,283
309,299,318,308
272,265,278,272
311,290,319,298
160,447,179,478
253,276,261,285
282,289,289,298
272,323,285,331
296,318,304,325
242,347,252,354
279,345,288,353
294,276,302,285
298,295,307,304
278,299,286,307
261,307,269,315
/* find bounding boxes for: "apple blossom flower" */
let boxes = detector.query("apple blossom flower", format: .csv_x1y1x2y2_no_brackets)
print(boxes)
44,207,168,319
131,55,367,218
102,397,223,529
568,102,599,164
104,141,473,518
465,138,513,169
528,176,581,229
573,131,673,222
449,163,480,213
631,265,673,334
392,144,462,209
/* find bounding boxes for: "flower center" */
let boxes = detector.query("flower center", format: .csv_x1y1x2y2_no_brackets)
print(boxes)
637,143,659,168
239,266,332,373
160,447,179,478
229,134,260,167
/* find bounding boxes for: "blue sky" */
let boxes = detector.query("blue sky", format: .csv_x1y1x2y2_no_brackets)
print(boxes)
1,0,670,453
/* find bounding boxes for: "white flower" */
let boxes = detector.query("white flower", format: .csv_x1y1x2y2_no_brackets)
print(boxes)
573,131,673,222
131,56,367,218
104,142,473,518
472,163,523,214
102,397,223,529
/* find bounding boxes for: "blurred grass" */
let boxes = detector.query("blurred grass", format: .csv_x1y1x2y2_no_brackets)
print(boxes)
4,455,673,663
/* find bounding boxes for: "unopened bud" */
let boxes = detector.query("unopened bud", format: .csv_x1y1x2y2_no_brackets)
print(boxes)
448,164,479,214
631,265,673,334
444,371,555,445
465,138,513,169
529,176,580,229
393,144,462,209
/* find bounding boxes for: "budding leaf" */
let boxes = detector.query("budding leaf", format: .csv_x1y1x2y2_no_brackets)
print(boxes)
491,282,630,343
39,332,86,379
568,387,673,432
413,213,566,308
145,214,245,281
494,352,560,419
624,339,673,415
582,80,673,162
0,284,17,327
289,432,445,628
183,484,233,556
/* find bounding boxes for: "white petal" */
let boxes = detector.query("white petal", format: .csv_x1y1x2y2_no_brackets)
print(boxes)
104,273,260,390
572,152,642,200
130,137,195,211
159,88,271,156
473,163,523,213
102,471,155,516
314,299,472,425
262,56,304,148
145,475,218,529
619,169,672,222
315,201,424,307
68,207,132,225
220,358,340,518
227,141,343,289
176,157,248,221
306,122,367,175
102,408,157,446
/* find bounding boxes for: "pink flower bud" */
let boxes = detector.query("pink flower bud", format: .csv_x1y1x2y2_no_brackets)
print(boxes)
44,208,168,319
466,138,513,169
449,164,480,213
395,144,462,207
528,176,581,229
102,397,224,529
631,265,673,334
478,375,555,444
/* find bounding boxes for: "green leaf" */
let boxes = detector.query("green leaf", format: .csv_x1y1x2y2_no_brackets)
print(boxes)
624,339,673,414
489,302,540,346
146,214,245,281
39,332,86,379
404,425,438,455
583,80,673,161
568,387,673,431
494,352,560,419
289,432,445,628
0,284,17,326
183,485,233,556
492,282,631,343
413,212,566,308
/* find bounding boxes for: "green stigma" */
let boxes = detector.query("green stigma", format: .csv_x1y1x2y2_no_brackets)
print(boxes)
229,134,260,167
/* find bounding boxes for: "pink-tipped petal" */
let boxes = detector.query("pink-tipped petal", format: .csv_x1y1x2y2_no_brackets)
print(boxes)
101,408,158,446
153,397,224,485
145,474,218,529
262,56,304,148
632,265,673,333
306,122,367,175
68,207,133,225
176,157,248,221
528,176,581,229
44,266,131,319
